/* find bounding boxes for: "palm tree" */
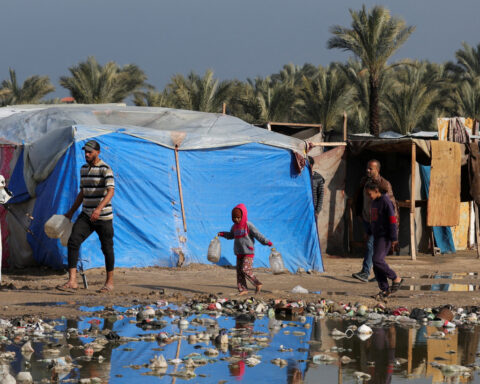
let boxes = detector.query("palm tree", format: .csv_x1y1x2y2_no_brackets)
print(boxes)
446,43,480,119
0,68,54,105
327,5,415,136
270,63,318,88
449,77,480,120
164,69,232,113
133,88,174,107
447,42,480,79
59,56,147,104
297,64,354,131
235,76,297,124
381,62,444,134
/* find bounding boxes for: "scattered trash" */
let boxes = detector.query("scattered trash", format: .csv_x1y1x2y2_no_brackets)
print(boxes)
357,324,373,335
291,285,309,294
1,292,480,383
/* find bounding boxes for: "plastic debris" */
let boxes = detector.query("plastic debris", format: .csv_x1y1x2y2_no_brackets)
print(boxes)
357,324,373,335
16,371,33,384
291,285,309,294
149,354,168,369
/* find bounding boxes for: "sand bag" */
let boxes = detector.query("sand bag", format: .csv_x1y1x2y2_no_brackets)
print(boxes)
207,236,221,263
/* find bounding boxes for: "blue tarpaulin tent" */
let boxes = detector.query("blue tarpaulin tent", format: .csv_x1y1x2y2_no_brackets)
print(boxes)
1,105,323,272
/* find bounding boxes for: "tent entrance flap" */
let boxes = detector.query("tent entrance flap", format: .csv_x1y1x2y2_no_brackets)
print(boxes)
427,141,461,227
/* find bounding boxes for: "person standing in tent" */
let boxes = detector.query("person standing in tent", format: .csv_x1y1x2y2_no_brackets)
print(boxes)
352,159,398,283
57,140,115,293
218,204,272,295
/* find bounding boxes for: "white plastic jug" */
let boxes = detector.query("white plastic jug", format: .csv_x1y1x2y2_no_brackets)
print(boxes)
207,236,221,263
44,215,71,239
59,220,73,247
269,248,287,274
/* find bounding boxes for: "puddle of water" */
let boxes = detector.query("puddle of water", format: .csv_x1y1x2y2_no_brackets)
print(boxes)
22,301,68,307
420,272,479,279
4,307,480,383
400,284,479,292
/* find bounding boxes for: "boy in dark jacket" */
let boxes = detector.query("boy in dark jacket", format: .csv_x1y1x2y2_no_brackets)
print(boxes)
364,181,403,300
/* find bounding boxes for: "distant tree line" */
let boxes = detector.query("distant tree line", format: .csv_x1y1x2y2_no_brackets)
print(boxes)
0,5,478,136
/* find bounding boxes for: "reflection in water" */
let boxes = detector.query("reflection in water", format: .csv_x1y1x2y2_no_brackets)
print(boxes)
4,307,480,383
400,284,479,292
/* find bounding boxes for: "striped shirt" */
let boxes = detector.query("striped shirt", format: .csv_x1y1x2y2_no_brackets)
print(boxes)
80,160,115,220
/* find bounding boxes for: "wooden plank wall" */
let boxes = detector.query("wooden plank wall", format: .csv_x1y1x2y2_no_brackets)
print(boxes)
427,141,461,226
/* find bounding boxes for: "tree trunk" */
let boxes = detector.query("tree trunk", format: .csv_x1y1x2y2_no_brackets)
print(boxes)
369,75,380,137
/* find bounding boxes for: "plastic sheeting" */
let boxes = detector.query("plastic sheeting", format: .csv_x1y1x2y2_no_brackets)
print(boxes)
8,131,322,272
0,106,305,196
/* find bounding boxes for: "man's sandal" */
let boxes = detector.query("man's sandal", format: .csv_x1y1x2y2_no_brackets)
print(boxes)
97,285,113,294
390,278,404,294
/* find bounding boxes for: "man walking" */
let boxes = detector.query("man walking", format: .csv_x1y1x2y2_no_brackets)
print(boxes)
352,159,397,282
57,139,115,293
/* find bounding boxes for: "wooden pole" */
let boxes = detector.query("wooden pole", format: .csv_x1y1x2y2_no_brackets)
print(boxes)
175,145,187,232
222,103,226,115
475,203,480,259
410,142,417,260
309,142,347,147
343,111,347,142
171,329,183,384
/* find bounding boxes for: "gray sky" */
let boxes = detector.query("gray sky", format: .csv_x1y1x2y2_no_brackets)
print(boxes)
1,0,479,99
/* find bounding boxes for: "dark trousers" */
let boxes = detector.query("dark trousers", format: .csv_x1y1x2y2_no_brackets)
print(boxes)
68,212,115,272
372,237,397,292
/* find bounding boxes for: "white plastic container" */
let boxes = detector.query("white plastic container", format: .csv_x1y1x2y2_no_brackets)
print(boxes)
44,215,71,239
269,248,287,274
59,220,73,247
207,237,221,263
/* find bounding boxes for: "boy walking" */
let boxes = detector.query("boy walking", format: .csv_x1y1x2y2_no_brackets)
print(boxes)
364,181,403,300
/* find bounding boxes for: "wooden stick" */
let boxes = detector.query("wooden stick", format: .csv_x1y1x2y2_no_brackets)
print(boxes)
343,111,347,142
475,202,480,259
175,146,187,233
410,141,417,260
222,103,226,115
347,199,354,253
267,121,323,128
309,142,347,147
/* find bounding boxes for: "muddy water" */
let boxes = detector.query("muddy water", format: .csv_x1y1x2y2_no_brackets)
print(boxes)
3,305,480,383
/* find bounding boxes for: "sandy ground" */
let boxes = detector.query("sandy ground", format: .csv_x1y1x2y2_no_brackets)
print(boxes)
1,251,480,319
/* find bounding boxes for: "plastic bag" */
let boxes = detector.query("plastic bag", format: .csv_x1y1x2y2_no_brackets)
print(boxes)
291,285,309,294
269,248,287,274
207,236,221,263
44,215,71,239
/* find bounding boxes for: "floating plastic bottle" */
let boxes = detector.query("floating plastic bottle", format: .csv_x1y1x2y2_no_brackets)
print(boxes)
269,248,287,274
44,215,71,239
207,236,221,263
